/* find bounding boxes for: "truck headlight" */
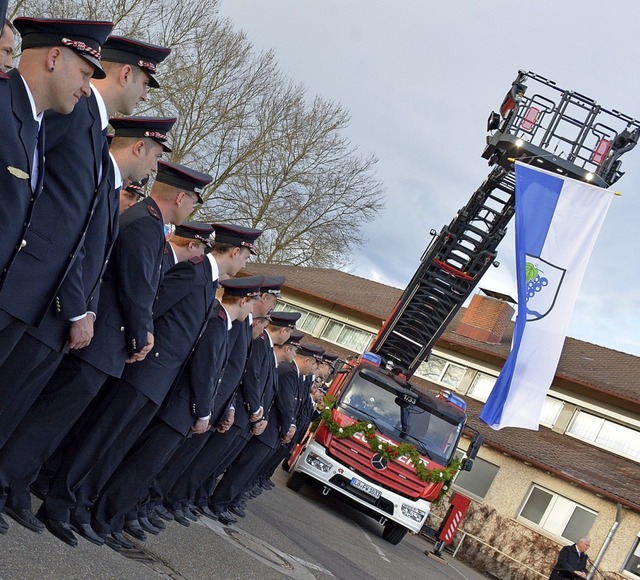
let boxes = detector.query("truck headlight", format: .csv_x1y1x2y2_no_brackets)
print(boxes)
305,452,332,473
401,504,426,523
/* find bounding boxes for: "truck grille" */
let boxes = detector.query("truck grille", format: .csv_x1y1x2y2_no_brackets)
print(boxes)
327,437,426,500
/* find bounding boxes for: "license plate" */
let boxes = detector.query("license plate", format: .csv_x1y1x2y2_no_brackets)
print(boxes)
350,477,381,499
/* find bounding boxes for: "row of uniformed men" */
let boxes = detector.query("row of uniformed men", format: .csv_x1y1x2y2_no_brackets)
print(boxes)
0,14,338,548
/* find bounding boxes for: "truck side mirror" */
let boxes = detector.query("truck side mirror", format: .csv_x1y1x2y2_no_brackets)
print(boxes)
461,458,474,472
466,431,483,461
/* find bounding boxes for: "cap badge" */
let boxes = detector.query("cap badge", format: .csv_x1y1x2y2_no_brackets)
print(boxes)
143,130,167,141
138,60,158,73
61,37,102,61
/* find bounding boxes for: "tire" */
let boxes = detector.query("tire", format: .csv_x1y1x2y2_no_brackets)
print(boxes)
281,457,290,472
286,470,306,492
382,521,408,545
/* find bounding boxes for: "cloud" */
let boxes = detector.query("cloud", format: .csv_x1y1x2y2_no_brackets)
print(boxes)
220,0,640,355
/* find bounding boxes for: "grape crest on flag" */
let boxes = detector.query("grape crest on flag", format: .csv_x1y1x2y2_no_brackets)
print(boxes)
525,262,548,302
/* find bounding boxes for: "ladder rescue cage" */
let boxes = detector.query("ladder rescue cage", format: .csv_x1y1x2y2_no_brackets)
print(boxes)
370,70,640,379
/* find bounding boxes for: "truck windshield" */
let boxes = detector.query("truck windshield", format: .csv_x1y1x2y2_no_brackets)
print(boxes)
337,370,461,466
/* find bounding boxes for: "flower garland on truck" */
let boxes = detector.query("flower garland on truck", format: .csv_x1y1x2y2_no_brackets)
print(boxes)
313,397,461,501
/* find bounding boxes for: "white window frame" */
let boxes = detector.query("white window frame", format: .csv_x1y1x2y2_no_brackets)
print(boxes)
517,484,597,542
623,534,640,578
275,302,323,334
566,409,640,462
466,371,497,403
414,354,467,389
319,319,373,354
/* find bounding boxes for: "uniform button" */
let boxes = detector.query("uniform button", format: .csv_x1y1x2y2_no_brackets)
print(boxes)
154,352,159,357
120,326,125,332
20,239,27,249
105,259,109,265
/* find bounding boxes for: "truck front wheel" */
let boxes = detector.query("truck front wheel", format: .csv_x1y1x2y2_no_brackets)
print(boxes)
382,521,407,545
286,470,306,492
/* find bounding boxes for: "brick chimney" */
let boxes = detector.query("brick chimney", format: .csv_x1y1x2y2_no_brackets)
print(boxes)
455,292,514,344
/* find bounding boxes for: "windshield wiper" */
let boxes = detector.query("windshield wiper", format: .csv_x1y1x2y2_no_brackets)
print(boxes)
397,431,432,459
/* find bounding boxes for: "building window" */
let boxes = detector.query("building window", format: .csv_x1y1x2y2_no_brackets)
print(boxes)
452,456,499,501
467,372,497,402
320,320,373,353
275,302,322,334
518,485,597,542
539,397,564,428
624,535,640,578
414,354,466,388
567,410,640,461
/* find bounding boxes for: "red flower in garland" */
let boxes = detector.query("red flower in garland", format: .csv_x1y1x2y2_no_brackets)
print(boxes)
367,433,375,440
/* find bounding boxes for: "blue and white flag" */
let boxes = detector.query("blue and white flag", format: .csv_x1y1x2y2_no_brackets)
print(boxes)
480,162,614,430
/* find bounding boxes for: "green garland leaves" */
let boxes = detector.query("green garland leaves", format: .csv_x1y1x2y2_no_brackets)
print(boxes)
315,398,460,501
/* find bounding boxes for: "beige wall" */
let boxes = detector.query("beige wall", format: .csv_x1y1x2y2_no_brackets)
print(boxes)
461,445,640,577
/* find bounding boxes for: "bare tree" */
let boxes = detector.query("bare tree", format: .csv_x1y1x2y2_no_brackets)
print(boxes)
11,0,385,267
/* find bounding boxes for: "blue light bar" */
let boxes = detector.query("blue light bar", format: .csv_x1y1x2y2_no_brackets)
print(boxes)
445,391,467,411
361,352,382,366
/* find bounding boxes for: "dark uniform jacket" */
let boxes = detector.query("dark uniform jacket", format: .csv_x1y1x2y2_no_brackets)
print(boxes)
256,360,297,449
72,197,166,376
549,544,588,579
234,330,276,440
291,371,314,448
0,68,44,287
210,317,252,428
0,91,108,326
162,241,177,274
157,302,230,436
26,159,117,352
119,254,217,405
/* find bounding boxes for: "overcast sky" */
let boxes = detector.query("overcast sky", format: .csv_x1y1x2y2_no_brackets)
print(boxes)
219,0,640,356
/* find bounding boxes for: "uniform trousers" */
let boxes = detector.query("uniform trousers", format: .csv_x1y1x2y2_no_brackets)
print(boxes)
0,333,62,446
0,355,103,512
209,436,275,514
181,424,251,508
256,443,290,484
92,418,185,534
38,378,157,523
149,432,212,511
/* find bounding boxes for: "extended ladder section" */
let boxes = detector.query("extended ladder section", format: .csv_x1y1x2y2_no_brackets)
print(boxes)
371,70,640,379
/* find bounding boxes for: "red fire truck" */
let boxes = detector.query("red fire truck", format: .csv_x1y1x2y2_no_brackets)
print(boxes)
285,70,639,545
286,352,482,544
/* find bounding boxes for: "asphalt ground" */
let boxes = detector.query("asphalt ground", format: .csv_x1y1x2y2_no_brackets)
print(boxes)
0,467,489,580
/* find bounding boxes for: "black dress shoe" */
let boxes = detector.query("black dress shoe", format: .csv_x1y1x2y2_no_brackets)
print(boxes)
146,512,166,530
170,508,190,527
183,505,198,522
138,516,160,535
217,510,238,525
0,513,9,533
111,530,135,549
6,507,45,533
40,517,78,547
124,519,147,541
100,533,122,552
154,505,175,521
69,518,104,546
195,505,217,520
229,504,246,518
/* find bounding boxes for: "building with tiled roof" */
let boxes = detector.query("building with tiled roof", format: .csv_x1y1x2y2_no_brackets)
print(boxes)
243,263,640,580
